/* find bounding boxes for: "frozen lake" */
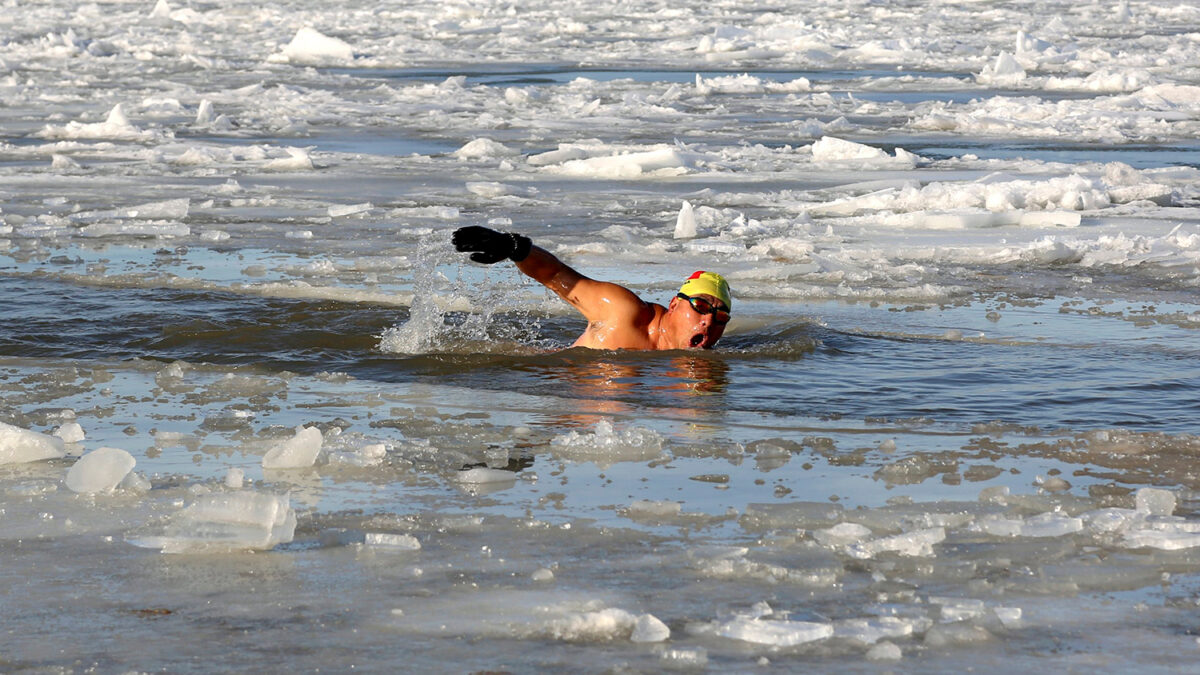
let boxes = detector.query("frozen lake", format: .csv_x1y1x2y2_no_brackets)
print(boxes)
3,0,1200,671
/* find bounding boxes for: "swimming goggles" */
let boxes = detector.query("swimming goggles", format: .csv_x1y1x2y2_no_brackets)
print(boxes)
677,293,731,324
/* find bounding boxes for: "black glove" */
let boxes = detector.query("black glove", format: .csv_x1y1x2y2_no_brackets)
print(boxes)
452,225,532,264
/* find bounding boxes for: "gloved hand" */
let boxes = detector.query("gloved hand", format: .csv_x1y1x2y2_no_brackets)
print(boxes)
452,226,532,264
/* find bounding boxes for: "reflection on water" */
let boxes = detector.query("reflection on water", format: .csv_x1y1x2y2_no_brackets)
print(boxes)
527,352,732,428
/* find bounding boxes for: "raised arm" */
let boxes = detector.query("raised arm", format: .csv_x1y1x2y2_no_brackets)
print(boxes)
515,245,649,324
452,226,649,324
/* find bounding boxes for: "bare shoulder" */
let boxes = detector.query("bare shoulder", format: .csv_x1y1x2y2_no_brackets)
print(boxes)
569,277,655,325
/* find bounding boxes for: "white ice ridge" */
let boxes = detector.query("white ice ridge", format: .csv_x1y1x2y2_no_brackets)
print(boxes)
810,137,919,168
132,491,296,553
36,104,165,142
531,143,708,178
0,421,67,464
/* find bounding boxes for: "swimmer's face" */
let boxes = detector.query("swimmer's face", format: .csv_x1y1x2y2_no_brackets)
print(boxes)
670,293,729,349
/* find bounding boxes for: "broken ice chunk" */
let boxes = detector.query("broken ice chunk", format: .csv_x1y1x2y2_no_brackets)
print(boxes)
364,532,421,550
846,527,946,559
630,613,671,643
0,421,67,464
717,617,833,647
262,426,323,469
53,422,86,443
1135,488,1175,516
65,447,136,494
131,491,296,553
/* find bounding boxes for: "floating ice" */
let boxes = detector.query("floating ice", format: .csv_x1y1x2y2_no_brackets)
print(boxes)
53,422,85,444
977,51,1026,86
224,467,245,489
65,447,136,494
265,147,314,171
273,27,356,66
977,512,1084,538
866,641,903,661
812,522,873,547
455,138,518,159
717,616,833,647
1135,487,1176,516
549,147,699,178
674,200,697,239
834,616,928,645
549,420,663,464
262,426,323,469
132,491,296,553
364,532,422,550
37,104,162,142
454,467,518,484
630,613,671,643
810,137,917,168
0,421,67,464
846,527,946,559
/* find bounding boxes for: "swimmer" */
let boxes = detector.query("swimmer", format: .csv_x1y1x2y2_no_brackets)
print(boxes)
452,225,732,350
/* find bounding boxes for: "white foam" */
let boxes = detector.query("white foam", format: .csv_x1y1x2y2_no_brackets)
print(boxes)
0,421,67,464
65,447,136,494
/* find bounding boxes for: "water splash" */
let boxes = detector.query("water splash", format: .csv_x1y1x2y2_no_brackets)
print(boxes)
378,233,548,354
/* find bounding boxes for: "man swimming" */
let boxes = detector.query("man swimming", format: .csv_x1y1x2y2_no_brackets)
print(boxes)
452,225,732,350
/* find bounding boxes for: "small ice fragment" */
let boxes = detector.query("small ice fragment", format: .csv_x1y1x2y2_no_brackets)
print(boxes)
532,568,555,582
993,606,1022,628
811,136,888,162
717,617,833,647
328,203,372,218
225,467,245,489
265,147,313,171
120,471,152,493
261,426,323,469
631,613,671,643
812,522,873,547
65,447,136,494
0,421,67,464
846,527,945,559
364,532,421,550
54,422,86,444
866,641,902,661
627,500,682,518
195,99,214,125
276,27,355,66
454,138,517,159
1135,488,1175,516
673,200,697,239
454,467,518,484
660,648,707,667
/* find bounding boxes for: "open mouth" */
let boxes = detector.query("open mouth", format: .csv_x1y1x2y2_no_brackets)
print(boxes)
690,333,705,348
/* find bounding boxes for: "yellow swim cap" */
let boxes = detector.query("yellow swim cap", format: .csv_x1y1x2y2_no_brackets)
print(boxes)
679,271,731,309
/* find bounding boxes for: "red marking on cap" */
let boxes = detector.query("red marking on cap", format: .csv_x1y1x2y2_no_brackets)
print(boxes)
688,270,705,279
